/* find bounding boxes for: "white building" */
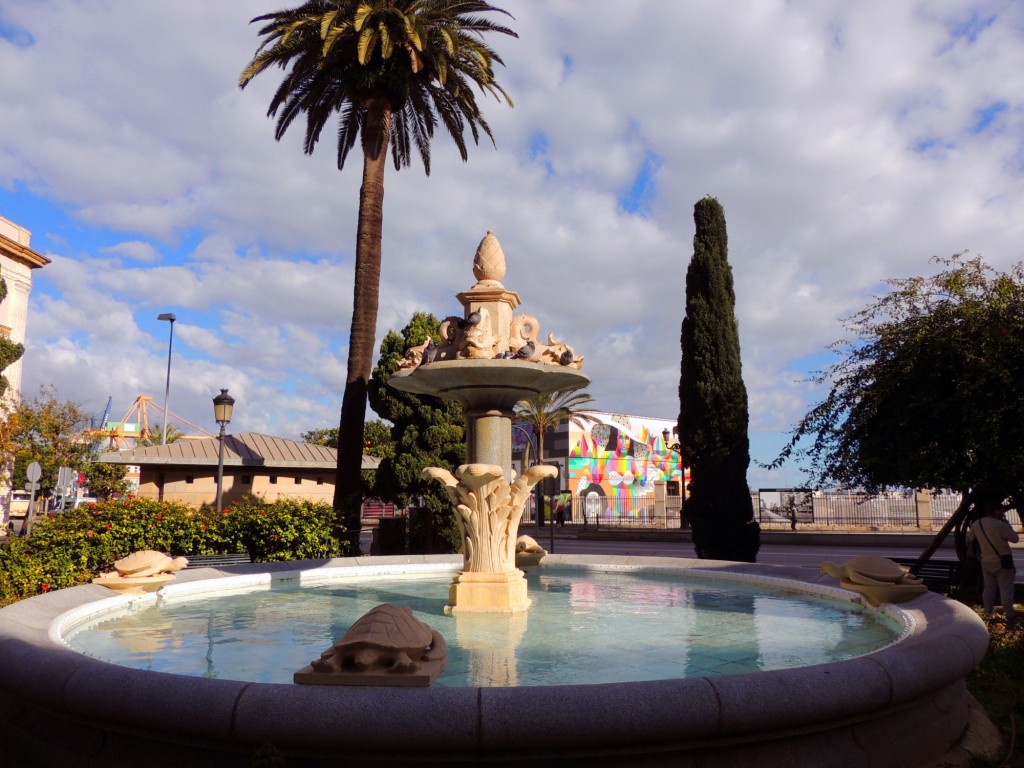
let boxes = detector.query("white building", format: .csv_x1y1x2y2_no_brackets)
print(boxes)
0,215,49,525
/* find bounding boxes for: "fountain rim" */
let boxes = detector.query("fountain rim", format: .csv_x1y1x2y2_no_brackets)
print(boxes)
0,554,990,765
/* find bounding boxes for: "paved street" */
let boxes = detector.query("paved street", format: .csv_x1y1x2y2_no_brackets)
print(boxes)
536,535,954,572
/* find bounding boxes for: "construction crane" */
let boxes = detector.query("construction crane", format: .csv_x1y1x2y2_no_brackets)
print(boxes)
84,395,214,449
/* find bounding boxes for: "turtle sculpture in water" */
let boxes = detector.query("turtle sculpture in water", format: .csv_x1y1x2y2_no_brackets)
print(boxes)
820,556,927,605
111,550,190,578
298,604,447,686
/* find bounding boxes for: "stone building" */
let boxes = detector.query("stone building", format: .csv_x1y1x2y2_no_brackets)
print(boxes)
0,215,49,526
98,432,380,508
0,216,48,402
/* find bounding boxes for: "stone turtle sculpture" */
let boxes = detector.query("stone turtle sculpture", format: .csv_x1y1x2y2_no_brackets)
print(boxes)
515,535,547,567
111,550,189,578
820,555,921,586
311,604,447,676
820,556,927,605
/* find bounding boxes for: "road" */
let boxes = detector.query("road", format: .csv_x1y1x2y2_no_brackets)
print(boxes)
540,536,956,572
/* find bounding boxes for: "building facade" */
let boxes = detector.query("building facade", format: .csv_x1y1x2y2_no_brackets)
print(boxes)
99,432,380,508
513,410,689,521
0,215,49,526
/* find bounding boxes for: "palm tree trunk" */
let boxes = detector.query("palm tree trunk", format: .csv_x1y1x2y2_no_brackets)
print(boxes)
333,97,391,556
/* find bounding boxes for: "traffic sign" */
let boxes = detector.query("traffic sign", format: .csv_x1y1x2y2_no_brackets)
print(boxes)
26,462,41,482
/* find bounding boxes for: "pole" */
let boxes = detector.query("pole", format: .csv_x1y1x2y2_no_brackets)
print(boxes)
159,314,176,445
216,422,226,514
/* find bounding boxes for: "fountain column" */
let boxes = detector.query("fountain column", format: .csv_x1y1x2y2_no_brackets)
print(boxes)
390,232,588,613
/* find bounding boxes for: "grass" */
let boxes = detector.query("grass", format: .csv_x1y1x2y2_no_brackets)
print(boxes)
964,588,1024,766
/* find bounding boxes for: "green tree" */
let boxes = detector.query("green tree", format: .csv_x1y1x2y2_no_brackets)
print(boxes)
136,424,184,447
513,390,596,525
773,254,1024,555
83,460,130,501
679,196,759,562
302,419,394,486
368,312,465,552
6,386,98,500
240,1,516,555
0,274,24,398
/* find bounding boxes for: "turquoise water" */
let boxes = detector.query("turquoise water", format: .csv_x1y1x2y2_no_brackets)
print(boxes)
65,571,900,687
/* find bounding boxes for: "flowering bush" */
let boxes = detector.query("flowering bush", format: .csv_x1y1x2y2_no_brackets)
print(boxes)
0,495,348,606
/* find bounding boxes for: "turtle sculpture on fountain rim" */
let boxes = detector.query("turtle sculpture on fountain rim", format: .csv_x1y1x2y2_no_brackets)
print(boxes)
820,556,927,605
92,550,190,594
110,551,190,578
295,604,448,687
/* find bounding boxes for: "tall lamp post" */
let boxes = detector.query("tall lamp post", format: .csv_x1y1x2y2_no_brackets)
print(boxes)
662,428,685,525
157,313,176,445
213,389,235,515
511,424,542,530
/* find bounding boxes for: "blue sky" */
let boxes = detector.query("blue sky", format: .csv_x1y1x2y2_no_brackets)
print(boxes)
2,1,1024,489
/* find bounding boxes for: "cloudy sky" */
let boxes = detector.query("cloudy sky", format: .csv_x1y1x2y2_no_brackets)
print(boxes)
1,1,1022,489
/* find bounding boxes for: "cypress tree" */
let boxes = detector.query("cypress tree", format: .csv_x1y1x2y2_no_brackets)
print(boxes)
679,196,760,562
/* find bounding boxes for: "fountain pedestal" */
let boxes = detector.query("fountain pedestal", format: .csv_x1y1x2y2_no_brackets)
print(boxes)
390,232,588,613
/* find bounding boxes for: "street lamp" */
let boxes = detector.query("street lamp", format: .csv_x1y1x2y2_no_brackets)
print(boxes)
157,313,176,445
213,388,235,514
662,428,685,525
511,424,543,532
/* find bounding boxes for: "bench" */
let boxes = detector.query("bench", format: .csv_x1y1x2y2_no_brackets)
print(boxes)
184,553,251,569
891,557,963,592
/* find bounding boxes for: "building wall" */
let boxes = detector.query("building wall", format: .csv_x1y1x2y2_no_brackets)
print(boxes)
567,412,688,518
0,216,42,400
137,468,336,507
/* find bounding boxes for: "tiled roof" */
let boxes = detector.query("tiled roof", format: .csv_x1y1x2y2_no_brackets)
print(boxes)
98,432,380,470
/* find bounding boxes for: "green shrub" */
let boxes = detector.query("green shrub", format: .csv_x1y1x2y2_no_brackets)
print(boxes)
0,495,348,606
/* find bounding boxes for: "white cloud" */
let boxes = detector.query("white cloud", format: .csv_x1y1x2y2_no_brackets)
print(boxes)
2,0,1023,487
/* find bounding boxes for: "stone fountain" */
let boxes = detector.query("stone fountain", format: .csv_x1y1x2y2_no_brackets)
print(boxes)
390,231,589,613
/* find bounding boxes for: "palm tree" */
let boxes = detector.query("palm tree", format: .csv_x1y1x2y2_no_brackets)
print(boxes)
240,1,516,554
514,390,597,526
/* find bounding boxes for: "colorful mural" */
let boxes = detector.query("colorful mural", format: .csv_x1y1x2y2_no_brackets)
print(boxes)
568,412,688,518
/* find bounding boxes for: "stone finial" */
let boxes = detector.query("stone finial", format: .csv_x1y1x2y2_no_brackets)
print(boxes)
473,231,506,283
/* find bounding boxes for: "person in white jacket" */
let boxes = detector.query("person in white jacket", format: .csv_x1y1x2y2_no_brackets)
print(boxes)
967,500,1019,626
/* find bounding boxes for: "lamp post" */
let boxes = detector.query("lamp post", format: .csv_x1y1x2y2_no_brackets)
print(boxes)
157,313,176,445
213,389,235,515
662,428,685,525
511,424,542,531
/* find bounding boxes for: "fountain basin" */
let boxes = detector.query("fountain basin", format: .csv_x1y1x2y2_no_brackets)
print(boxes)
0,555,989,767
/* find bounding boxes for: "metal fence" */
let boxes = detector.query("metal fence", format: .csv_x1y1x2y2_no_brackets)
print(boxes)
560,490,1024,532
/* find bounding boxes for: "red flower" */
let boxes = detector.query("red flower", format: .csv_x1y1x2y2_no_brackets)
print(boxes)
41,584,50,592
105,523,111,529
156,515,163,520
273,534,280,540
200,525,207,531
93,510,101,516
86,530,94,537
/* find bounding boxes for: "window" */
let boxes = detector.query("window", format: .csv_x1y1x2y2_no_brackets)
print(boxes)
185,475,195,484
269,476,278,485
316,477,324,485
241,476,251,485
294,477,302,485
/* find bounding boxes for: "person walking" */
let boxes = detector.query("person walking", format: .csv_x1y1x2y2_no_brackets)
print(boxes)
967,500,1019,626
